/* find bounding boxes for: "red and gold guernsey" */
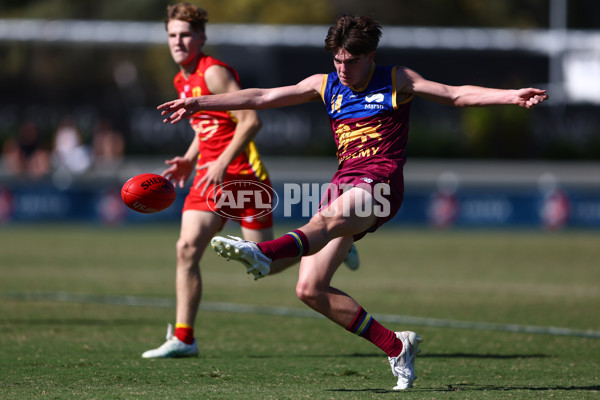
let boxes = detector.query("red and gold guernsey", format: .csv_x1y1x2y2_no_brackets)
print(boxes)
320,63,413,173
174,54,268,180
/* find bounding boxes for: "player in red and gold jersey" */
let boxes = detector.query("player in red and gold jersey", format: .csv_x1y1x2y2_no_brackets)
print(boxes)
140,3,364,359
173,54,269,183
141,2,277,359
172,52,271,222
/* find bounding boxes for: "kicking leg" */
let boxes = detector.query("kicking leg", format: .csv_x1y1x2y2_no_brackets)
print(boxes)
211,187,371,278
241,226,300,275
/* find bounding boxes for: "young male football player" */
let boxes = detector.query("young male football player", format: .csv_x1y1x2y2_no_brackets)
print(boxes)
142,3,359,359
158,14,548,389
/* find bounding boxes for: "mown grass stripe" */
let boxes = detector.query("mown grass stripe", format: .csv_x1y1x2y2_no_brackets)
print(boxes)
3,291,599,339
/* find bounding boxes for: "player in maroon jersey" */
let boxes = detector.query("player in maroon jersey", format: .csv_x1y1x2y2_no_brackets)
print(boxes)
158,14,547,389
142,3,359,360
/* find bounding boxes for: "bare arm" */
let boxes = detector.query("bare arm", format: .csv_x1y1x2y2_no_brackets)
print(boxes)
158,74,325,124
397,67,548,109
194,65,262,194
162,134,198,188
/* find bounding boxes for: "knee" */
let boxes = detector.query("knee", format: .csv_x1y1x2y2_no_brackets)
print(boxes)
309,211,345,238
295,279,320,307
176,237,200,265
310,212,332,231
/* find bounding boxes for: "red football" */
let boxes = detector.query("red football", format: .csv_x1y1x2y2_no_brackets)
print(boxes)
121,173,176,213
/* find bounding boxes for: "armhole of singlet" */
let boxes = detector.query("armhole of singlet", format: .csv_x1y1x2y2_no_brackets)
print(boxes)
320,74,329,103
393,66,414,108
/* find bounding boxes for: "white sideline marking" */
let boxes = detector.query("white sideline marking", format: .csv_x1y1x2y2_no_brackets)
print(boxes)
3,291,600,339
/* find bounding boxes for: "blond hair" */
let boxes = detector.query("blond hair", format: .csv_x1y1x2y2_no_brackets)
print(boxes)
166,2,208,33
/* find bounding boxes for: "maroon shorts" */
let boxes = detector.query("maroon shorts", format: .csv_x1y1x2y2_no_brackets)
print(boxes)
319,161,405,241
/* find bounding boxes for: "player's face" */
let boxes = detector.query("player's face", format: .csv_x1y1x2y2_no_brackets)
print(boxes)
333,49,375,89
167,20,205,71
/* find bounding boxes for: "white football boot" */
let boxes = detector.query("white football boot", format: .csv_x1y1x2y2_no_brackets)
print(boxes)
388,331,423,390
211,235,272,280
343,244,360,270
142,324,198,358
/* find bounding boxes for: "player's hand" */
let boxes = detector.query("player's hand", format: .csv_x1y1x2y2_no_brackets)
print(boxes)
516,88,549,109
162,156,194,188
195,160,228,202
158,98,199,124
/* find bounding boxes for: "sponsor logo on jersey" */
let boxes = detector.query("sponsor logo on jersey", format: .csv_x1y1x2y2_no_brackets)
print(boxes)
365,93,385,109
365,93,384,103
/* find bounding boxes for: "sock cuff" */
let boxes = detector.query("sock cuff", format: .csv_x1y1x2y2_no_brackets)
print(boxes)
346,307,373,337
354,312,373,337
175,322,193,329
285,230,309,257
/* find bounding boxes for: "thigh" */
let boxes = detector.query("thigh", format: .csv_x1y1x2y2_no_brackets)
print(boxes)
319,169,404,241
312,186,379,238
298,236,354,289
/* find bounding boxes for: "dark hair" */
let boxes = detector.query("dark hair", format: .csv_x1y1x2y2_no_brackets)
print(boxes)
166,2,208,33
324,15,382,55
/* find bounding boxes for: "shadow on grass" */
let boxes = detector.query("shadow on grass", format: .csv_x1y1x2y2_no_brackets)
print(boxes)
247,352,550,360
327,388,396,394
246,353,382,359
421,352,551,359
328,384,600,394
3,318,158,326
424,384,600,392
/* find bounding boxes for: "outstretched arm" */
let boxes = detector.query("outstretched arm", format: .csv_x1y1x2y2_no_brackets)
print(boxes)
397,67,548,109
158,74,325,124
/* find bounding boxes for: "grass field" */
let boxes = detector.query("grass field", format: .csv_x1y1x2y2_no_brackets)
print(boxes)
1,224,599,399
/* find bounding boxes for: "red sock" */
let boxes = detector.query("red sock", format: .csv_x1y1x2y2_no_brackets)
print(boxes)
174,323,194,345
346,307,403,358
257,230,309,260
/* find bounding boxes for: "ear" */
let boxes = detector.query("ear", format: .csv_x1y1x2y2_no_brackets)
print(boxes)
197,31,207,47
367,51,375,62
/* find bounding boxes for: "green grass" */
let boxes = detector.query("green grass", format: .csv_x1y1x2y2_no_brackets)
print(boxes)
1,224,599,399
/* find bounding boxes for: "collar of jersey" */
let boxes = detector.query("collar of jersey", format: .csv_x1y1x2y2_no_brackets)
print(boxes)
350,62,376,92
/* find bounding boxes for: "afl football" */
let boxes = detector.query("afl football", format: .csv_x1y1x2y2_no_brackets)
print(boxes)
121,173,176,213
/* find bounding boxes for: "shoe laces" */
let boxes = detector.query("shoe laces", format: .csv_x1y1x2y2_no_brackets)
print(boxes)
217,235,270,279
226,235,246,243
390,338,415,378
226,235,269,263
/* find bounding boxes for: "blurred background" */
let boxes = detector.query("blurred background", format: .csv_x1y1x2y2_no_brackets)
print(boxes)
1,0,599,229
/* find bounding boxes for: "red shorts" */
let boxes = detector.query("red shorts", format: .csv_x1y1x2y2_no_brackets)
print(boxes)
183,171,274,230
319,161,404,241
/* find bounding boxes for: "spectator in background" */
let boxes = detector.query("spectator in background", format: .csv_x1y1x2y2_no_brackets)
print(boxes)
2,120,51,180
538,173,570,230
428,171,460,228
92,118,125,170
51,116,92,175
